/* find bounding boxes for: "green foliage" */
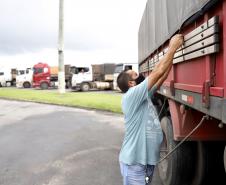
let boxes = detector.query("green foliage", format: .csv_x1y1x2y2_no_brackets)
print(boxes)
0,88,122,113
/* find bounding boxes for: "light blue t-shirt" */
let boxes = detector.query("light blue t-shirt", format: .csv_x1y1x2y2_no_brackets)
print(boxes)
119,78,163,165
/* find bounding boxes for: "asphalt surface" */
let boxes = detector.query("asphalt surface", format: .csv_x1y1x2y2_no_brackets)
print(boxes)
0,99,162,185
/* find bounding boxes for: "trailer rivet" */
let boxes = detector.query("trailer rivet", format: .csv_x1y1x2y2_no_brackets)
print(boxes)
218,122,224,128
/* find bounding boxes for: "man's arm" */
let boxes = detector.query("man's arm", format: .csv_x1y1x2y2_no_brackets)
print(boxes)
148,64,172,98
155,63,172,89
147,34,183,90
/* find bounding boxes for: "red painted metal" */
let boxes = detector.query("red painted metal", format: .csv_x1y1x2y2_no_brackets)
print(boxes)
174,83,202,93
202,81,210,108
33,63,51,88
163,83,224,97
168,99,226,141
210,86,224,97
223,0,226,98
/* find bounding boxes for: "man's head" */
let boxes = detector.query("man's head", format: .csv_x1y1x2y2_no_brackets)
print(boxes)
117,70,145,93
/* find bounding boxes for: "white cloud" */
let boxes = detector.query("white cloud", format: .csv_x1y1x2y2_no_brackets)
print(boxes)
0,0,147,68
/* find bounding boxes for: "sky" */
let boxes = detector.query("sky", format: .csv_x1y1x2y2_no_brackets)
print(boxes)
0,0,147,69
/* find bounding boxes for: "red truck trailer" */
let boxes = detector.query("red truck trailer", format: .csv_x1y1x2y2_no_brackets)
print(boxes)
33,62,72,89
139,0,226,184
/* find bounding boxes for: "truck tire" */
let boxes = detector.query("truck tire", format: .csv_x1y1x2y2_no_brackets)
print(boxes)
40,82,48,90
158,117,195,185
200,141,226,185
11,79,16,86
65,81,71,89
224,146,226,172
109,82,114,90
80,83,90,92
6,82,11,87
189,141,206,185
23,82,31,88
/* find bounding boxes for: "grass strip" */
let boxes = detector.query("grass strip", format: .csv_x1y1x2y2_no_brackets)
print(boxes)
0,88,122,113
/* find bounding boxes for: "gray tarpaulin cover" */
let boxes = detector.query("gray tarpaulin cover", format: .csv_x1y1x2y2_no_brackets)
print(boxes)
138,0,212,63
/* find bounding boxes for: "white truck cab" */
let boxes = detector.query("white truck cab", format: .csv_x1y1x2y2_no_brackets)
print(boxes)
71,64,116,91
71,66,92,91
0,68,13,87
113,63,138,90
16,68,33,88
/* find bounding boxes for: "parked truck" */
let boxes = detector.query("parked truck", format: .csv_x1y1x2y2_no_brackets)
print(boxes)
113,63,138,90
0,68,16,87
16,68,33,88
71,63,116,91
32,62,72,89
139,0,226,184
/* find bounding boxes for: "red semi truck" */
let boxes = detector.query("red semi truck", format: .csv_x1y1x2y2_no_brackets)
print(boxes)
33,62,72,89
139,0,226,184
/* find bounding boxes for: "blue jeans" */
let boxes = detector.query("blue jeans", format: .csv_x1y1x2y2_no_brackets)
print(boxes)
120,162,155,185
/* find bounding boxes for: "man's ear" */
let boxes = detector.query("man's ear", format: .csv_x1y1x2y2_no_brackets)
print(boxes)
128,81,135,87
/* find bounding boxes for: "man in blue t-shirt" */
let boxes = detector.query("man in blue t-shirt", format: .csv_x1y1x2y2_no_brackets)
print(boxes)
117,34,183,185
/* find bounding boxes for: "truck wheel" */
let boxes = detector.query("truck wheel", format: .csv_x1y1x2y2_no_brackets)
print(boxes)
200,141,226,185
11,79,16,86
6,82,11,87
81,83,90,92
23,82,31,88
224,146,226,172
65,81,71,89
109,82,114,90
158,117,195,185
40,82,48,90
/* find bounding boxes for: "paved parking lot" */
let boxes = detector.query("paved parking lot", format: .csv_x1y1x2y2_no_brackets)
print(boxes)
0,99,161,185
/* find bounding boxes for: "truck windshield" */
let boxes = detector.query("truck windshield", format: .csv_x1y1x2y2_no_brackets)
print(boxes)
33,68,43,74
26,68,31,74
70,67,76,74
74,67,89,74
115,65,123,73
17,70,25,75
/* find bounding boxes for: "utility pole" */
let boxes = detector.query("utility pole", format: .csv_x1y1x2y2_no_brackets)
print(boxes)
58,0,65,93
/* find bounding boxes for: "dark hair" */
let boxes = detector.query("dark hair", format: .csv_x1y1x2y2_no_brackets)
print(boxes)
117,71,131,93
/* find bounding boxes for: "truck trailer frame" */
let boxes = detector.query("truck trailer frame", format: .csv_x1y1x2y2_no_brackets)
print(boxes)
138,0,226,184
